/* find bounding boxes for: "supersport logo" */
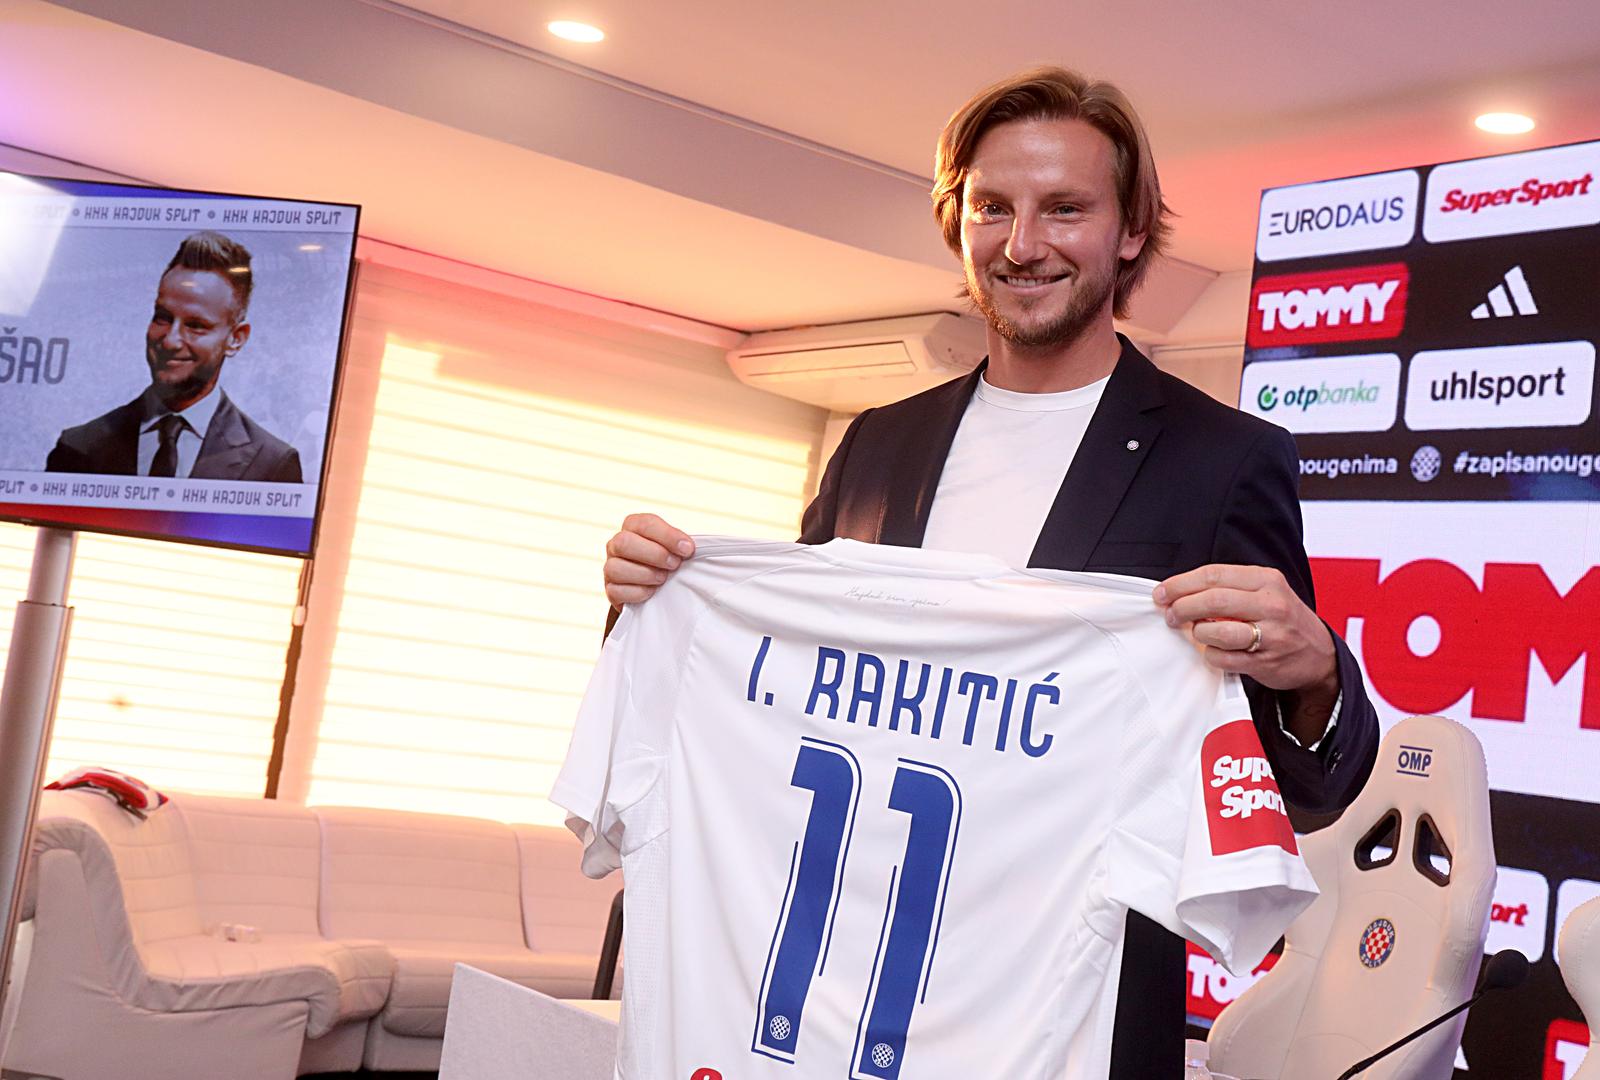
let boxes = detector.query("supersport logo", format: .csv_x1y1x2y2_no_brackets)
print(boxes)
1439,173,1594,214
1201,719,1296,855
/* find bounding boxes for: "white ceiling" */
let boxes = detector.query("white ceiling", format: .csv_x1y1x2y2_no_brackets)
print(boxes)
4,0,1599,336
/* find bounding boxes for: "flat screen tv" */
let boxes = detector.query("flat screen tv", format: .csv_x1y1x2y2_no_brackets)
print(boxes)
0,172,359,558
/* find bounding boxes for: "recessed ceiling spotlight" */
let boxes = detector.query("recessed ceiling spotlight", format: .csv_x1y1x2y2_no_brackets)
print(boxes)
1475,112,1535,135
548,20,604,43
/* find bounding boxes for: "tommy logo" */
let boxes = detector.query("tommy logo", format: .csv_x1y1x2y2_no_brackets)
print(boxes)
1248,263,1409,348
1359,918,1397,968
1471,265,1540,320
1202,719,1297,856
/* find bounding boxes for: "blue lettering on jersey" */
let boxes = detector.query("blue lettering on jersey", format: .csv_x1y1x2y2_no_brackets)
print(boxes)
796,643,1058,759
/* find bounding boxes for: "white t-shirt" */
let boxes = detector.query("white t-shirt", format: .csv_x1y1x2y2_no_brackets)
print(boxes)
554,537,1316,1079
922,373,1106,569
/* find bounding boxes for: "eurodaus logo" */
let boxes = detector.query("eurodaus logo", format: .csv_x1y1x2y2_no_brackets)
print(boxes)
1425,140,1600,242
1256,169,1419,261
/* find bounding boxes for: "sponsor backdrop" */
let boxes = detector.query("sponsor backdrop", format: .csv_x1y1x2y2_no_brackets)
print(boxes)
1206,139,1599,1077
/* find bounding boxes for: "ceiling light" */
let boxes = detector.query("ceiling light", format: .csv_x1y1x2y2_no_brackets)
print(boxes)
548,20,604,43
1475,112,1534,135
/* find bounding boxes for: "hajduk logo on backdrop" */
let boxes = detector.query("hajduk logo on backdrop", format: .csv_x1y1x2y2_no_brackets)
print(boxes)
1256,169,1419,261
1425,140,1600,242
1248,263,1409,348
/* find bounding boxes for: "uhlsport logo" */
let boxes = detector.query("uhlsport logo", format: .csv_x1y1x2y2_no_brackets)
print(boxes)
1425,140,1600,242
1472,265,1540,320
1201,718,1297,856
1240,354,1400,435
1404,341,1595,432
1248,263,1408,348
1359,918,1396,968
1257,169,1419,261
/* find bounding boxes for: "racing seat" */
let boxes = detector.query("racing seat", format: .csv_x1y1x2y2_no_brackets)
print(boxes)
1207,715,1495,1080
1558,896,1600,1080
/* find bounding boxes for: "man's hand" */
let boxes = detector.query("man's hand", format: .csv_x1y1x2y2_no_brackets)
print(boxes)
603,513,694,607
1154,564,1339,743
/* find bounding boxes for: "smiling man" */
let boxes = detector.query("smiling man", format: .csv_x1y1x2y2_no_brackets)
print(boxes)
45,230,302,482
603,67,1380,1077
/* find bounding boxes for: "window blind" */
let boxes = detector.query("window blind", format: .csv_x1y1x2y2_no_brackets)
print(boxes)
296,268,823,824
0,525,299,796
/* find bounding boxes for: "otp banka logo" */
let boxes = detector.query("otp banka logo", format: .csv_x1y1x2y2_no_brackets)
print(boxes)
1256,169,1419,261
1248,263,1408,348
1241,354,1400,435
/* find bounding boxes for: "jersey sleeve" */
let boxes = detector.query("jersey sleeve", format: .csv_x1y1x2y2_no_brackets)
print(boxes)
549,602,679,879
1173,676,1318,973
1103,615,1318,975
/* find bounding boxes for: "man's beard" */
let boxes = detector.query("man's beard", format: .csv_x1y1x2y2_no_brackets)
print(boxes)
965,260,1116,351
147,346,223,404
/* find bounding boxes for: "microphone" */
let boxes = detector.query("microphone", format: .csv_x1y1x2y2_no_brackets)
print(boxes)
1333,949,1529,1080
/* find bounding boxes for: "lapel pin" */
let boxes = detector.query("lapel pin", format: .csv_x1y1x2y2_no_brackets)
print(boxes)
1125,439,1140,451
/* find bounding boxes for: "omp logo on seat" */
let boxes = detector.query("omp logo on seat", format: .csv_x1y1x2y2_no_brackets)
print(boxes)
1202,719,1297,856
1396,744,1433,777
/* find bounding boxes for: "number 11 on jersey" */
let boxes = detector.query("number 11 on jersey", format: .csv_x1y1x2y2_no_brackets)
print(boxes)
754,738,962,1078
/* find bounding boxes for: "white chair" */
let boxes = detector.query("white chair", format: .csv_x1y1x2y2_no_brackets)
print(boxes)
1558,896,1600,1080
1208,715,1496,1080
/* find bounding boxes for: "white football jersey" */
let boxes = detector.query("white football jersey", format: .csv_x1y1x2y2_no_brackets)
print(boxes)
555,537,1316,1079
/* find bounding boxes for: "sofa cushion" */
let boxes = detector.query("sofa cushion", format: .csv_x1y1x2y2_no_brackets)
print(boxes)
378,943,598,1037
137,933,391,1037
24,792,395,1040
317,807,525,946
176,794,324,935
27,790,203,946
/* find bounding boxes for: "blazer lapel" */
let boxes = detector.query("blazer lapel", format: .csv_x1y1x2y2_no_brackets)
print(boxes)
100,400,144,476
876,365,983,547
1028,338,1166,570
192,391,259,479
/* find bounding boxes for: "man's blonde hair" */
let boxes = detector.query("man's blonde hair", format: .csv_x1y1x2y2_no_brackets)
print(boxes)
932,67,1173,319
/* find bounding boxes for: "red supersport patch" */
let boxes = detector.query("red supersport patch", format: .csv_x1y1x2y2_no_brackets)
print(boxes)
1202,719,1298,856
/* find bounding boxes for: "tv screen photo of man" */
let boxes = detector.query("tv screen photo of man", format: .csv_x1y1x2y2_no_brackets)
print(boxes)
44,230,303,482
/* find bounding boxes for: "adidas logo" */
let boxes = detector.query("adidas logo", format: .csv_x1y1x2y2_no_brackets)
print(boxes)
1470,265,1539,319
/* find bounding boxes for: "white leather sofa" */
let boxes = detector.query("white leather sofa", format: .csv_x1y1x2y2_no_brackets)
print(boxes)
3,790,618,1079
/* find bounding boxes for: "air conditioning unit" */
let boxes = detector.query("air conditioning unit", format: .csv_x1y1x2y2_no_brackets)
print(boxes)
726,313,988,412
